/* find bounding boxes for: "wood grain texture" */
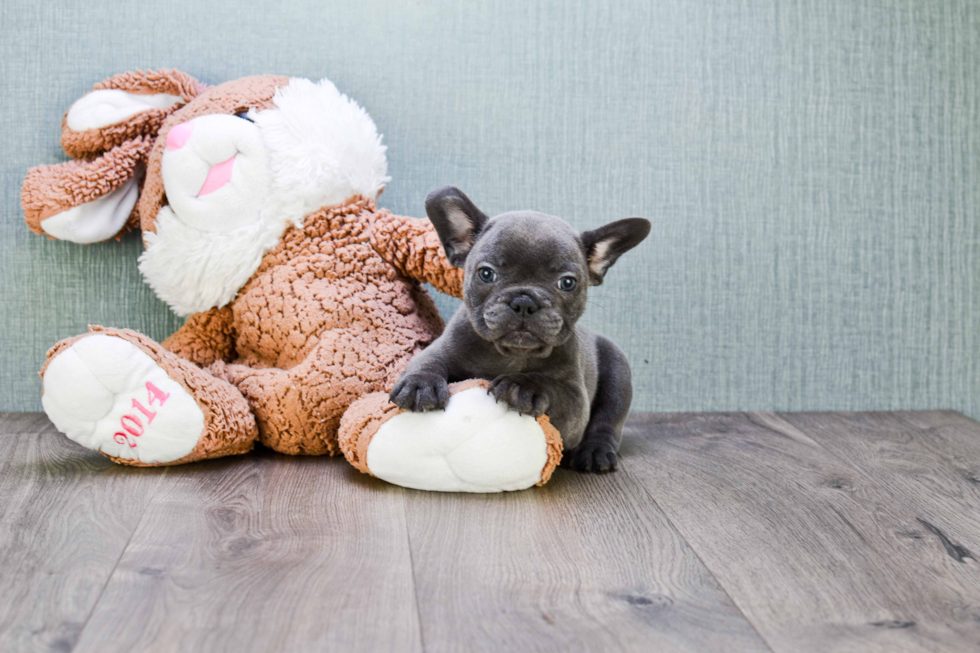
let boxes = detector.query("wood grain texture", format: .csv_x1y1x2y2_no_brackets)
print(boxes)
621,412,980,652
778,411,980,567
6,411,980,652
890,410,980,487
71,449,422,653
0,415,167,653
402,467,770,653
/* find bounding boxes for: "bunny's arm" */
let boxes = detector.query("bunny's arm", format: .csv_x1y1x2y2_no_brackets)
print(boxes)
368,210,464,298
162,307,237,368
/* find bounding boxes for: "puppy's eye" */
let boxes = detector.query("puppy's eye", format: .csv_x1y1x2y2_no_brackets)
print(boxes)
558,276,577,292
477,267,496,283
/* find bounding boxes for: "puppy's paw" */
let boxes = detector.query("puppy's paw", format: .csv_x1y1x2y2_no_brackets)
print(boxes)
390,373,449,412
490,375,551,417
563,440,619,474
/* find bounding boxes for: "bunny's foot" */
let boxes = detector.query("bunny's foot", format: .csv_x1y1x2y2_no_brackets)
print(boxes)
340,380,563,492
41,327,257,466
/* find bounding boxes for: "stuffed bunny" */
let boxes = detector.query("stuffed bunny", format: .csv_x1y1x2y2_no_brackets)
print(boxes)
22,70,456,459
22,69,561,491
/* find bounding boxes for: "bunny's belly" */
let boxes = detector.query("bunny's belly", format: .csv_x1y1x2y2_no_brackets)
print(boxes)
230,267,445,373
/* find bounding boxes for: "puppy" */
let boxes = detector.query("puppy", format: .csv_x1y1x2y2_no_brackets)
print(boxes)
390,187,650,473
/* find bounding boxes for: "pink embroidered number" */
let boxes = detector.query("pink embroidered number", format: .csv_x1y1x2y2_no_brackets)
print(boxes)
113,381,171,450
146,381,170,407
131,398,156,424
113,432,135,448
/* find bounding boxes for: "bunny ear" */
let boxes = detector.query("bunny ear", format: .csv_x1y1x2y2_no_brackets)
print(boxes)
61,69,204,159
23,136,154,243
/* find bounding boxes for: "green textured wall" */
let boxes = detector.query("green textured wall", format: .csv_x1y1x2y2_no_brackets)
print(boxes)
1,0,978,417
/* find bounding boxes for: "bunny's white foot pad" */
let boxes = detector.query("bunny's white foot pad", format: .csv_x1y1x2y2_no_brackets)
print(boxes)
41,334,204,464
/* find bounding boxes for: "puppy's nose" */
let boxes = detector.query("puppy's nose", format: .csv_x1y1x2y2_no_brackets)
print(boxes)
509,295,538,316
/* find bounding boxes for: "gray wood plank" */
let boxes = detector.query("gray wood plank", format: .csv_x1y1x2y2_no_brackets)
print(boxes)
8,410,979,653
893,410,980,479
73,449,422,653
621,412,980,653
0,413,58,521
0,417,167,653
777,411,980,569
0,412,52,436
403,466,771,653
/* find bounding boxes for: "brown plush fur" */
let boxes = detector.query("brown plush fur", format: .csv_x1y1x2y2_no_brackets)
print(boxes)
22,136,154,237
161,196,462,456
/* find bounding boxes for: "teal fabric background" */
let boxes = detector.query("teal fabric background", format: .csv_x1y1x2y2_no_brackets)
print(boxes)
1,0,978,418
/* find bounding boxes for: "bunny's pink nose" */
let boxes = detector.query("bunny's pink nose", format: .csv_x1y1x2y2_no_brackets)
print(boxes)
198,155,236,197
165,122,194,150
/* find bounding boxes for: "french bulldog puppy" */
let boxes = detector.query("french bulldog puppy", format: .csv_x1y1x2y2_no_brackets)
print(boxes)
390,186,650,473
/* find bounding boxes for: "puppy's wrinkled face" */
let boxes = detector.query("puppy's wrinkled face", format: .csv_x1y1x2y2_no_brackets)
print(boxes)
464,212,586,357
425,186,651,359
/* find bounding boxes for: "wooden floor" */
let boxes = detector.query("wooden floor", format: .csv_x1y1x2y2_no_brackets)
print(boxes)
2,412,980,652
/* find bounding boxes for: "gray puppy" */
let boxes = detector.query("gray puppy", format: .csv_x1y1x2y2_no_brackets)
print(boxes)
390,187,650,473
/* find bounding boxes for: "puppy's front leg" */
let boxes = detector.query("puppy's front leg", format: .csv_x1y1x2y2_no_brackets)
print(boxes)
489,373,553,417
389,341,451,412
490,373,591,449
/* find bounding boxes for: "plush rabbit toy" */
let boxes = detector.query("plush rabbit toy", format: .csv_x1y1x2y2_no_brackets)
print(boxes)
22,70,561,492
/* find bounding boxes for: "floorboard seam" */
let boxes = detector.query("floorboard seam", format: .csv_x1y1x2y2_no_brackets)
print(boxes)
401,490,428,653
69,467,170,653
619,455,777,653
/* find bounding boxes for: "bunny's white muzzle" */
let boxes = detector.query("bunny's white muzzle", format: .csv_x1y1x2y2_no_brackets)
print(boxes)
161,113,272,233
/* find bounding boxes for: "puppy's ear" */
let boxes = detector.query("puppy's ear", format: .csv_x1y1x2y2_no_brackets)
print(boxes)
580,217,651,285
425,186,490,268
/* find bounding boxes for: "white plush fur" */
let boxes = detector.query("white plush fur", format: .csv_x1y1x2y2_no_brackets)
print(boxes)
139,206,288,316
139,77,390,316
41,174,140,243
66,89,184,131
42,335,204,464
366,388,549,492
250,77,390,215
